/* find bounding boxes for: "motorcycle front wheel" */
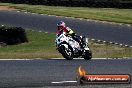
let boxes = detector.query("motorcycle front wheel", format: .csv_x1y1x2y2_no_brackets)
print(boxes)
58,45,73,60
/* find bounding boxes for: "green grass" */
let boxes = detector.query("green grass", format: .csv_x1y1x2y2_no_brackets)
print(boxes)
90,42,132,58
0,30,62,59
0,29,132,59
0,3,132,59
0,3,132,24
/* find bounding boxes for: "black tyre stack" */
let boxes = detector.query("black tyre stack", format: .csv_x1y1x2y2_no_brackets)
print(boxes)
0,26,28,45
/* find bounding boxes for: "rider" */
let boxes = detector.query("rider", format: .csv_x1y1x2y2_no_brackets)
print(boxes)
56,21,83,47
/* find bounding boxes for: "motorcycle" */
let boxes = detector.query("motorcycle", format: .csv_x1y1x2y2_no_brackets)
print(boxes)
55,32,92,60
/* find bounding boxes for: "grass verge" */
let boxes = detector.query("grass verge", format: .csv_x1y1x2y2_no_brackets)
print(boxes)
0,29,132,59
0,30,61,59
0,3,132,24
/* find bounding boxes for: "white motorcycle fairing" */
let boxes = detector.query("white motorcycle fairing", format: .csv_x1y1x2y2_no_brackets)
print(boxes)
55,32,92,60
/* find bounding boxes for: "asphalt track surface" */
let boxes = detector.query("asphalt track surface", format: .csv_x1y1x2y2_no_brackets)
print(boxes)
0,10,132,46
0,59,132,88
0,10,132,88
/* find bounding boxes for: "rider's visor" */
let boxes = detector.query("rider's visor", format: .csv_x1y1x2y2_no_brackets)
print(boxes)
58,26,63,30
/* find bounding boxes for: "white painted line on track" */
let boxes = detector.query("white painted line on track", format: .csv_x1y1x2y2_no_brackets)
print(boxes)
103,41,106,43
97,40,101,42
32,13,36,14
45,32,48,33
120,44,123,46
0,59,32,60
110,42,113,44
50,58,132,60
51,58,111,60
125,45,128,47
79,18,83,20
127,24,131,27
91,39,95,41
17,11,20,12
1,25,4,26
115,43,118,45
51,81,77,84
24,12,28,13
0,58,131,61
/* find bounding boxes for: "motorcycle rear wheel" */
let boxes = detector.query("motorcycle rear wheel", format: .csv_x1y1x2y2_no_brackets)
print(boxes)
83,50,92,60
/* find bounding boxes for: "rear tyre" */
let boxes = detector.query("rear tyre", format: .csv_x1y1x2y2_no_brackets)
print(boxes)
59,45,73,60
83,50,92,60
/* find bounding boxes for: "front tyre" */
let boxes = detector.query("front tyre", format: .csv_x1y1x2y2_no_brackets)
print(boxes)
58,45,73,60
83,50,92,60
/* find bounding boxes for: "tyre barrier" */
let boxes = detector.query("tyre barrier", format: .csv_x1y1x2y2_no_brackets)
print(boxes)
0,25,28,45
